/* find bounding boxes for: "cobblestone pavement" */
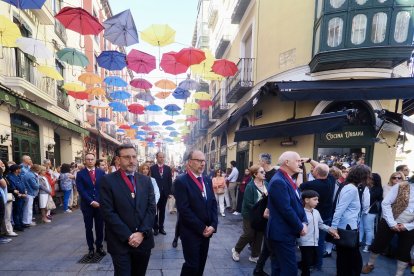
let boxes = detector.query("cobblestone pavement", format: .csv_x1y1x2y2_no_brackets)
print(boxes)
0,207,410,275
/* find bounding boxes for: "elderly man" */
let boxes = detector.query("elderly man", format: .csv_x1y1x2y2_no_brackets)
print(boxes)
267,151,308,276
300,159,336,269
20,155,32,177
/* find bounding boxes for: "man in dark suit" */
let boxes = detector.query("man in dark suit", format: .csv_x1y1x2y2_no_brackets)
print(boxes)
150,152,172,235
76,152,106,257
267,151,308,276
175,150,218,276
99,144,155,276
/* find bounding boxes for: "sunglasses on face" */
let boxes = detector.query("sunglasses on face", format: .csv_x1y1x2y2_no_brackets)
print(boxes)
392,176,402,180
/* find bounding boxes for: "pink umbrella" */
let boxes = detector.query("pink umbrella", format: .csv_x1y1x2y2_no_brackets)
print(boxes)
175,47,206,66
130,78,153,89
126,49,156,74
160,51,189,75
197,100,213,110
186,116,199,122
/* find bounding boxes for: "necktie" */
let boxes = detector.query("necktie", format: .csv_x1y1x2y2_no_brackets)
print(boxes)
159,166,163,176
127,175,134,186
88,170,95,184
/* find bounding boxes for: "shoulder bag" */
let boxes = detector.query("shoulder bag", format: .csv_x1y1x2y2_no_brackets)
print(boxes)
250,185,268,231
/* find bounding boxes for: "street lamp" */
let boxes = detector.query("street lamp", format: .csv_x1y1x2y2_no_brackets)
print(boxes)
47,141,56,151
0,129,11,144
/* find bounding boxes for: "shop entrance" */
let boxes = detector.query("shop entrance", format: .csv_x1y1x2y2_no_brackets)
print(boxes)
11,114,40,164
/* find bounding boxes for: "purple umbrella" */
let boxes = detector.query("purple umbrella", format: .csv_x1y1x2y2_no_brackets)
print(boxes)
103,9,139,47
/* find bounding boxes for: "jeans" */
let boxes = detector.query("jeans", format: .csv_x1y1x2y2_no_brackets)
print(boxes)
63,190,72,211
359,213,376,246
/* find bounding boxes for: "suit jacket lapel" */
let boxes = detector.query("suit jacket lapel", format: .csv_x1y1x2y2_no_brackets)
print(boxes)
114,171,135,209
186,174,205,201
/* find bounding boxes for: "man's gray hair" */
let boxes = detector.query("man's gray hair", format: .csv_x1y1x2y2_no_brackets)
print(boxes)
43,159,50,165
259,153,272,164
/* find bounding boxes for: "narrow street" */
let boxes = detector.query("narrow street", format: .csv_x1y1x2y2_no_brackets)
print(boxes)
0,208,409,276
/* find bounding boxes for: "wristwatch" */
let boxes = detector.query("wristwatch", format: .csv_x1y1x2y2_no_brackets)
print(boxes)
306,158,312,163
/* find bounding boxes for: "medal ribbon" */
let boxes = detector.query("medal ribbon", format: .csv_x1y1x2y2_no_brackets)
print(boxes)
187,169,204,195
119,169,135,193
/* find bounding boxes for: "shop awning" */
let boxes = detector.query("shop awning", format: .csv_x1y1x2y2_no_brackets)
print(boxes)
0,88,17,107
377,109,414,136
17,99,88,135
272,78,414,101
234,110,351,142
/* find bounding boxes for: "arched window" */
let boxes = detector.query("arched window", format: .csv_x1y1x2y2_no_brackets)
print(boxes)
323,101,375,125
330,0,345,9
394,11,410,43
327,17,344,47
351,14,367,45
371,12,387,43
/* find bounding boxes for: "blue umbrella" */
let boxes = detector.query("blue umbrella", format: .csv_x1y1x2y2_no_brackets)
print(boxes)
110,90,131,100
172,87,191,99
109,101,128,112
3,0,46,9
97,51,127,70
130,125,139,129
135,135,145,141
164,104,181,112
162,120,175,126
134,121,146,126
98,117,111,122
164,138,174,143
103,9,139,47
169,131,179,137
165,110,180,116
116,129,125,133
147,142,155,147
179,78,199,90
145,104,162,112
104,76,128,87
165,126,176,131
147,121,159,126
136,130,147,135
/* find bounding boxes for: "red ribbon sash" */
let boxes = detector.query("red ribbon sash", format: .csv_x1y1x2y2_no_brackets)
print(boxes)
279,169,297,191
119,169,135,193
187,169,204,194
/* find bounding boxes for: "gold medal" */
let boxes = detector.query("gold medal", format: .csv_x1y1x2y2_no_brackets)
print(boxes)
131,193,135,198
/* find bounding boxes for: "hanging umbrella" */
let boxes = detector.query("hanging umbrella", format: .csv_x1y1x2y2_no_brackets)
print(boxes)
147,121,159,126
160,51,188,75
55,7,104,35
98,117,111,122
136,130,147,135
155,79,176,90
2,0,46,9
130,78,152,89
135,136,145,141
103,9,139,47
89,99,109,109
62,83,85,92
16,37,52,59
109,102,128,112
126,49,156,74
116,128,126,133
37,65,64,80
186,116,199,122
57,48,89,67
175,47,206,66
193,92,211,100
0,15,21,48
97,50,127,70
140,24,175,46
191,49,215,73
198,100,213,110
164,104,181,112
118,124,131,130
68,91,89,100
179,78,199,90
169,132,179,137
165,110,180,116
165,126,176,130
212,59,238,77
135,91,155,102
128,103,145,114
175,119,186,124
141,125,152,131
145,104,162,112
85,87,105,96
104,76,128,87
184,102,200,110
182,109,195,116
78,72,102,85
172,87,191,100
162,120,175,126
109,90,131,100
155,91,171,100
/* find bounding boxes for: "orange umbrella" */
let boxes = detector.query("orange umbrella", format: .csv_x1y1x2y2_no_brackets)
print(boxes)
78,72,102,85
86,87,106,96
154,79,176,90
155,91,171,99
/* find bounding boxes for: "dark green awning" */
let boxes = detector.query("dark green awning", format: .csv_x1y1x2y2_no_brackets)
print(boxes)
17,99,88,135
0,89,17,107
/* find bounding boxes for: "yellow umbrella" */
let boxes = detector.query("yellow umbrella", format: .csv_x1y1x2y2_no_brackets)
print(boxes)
191,49,215,74
193,92,211,100
140,24,175,47
78,73,102,85
175,119,186,124
0,15,21,47
181,109,195,116
199,71,224,81
37,65,64,81
86,87,106,96
181,129,190,134
184,102,200,110
63,83,85,92
179,125,189,130
155,79,176,90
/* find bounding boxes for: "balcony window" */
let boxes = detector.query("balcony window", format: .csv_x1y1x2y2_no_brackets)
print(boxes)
351,14,367,45
394,11,410,43
371,12,387,43
327,17,344,47
330,0,346,8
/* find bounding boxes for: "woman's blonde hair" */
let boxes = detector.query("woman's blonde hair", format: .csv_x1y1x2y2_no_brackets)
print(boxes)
139,164,151,177
388,171,405,185
249,164,261,178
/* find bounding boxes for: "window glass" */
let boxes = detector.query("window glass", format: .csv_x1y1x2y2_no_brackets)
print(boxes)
356,0,368,5
377,0,387,3
317,0,324,19
371,12,387,43
327,17,344,47
351,14,367,44
314,25,321,54
330,0,345,8
394,11,410,43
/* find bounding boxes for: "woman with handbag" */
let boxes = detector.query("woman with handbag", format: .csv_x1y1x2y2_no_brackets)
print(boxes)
212,169,226,217
232,165,268,263
331,164,371,276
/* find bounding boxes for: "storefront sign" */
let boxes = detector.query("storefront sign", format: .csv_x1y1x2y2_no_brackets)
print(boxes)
316,126,375,146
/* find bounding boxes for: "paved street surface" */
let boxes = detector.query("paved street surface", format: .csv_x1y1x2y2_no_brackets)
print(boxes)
0,207,410,275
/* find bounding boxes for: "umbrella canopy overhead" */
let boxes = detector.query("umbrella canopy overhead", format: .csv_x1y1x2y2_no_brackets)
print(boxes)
172,87,191,99
155,79,176,90
165,126,176,131
109,90,131,100
175,47,206,66
57,48,89,67
165,110,180,116
2,0,46,9
212,59,238,77
164,104,181,112
186,116,199,122
135,91,155,102
85,87,105,96
97,51,127,71
62,83,85,92
162,120,175,126
89,99,109,109
126,49,156,74
55,7,104,35
109,101,128,112
155,91,171,99
197,100,213,110
184,102,200,110
128,103,145,114
68,91,89,100
130,78,152,89
0,16,21,47
140,24,175,47
103,9,139,47
193,91,211,100
104,76,128,87
16,37,52,59
145,104,162,112
178,78,199,90
147,121,159,126
78,72,102,85
37,65,64,80
160,51,189,75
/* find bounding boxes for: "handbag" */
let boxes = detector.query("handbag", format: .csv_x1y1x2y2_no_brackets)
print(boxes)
46,196,56,210
326,226,359,248
250,185,268,231
216,187,225,195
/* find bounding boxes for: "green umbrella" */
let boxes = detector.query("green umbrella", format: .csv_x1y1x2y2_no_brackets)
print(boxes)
57,48,89,67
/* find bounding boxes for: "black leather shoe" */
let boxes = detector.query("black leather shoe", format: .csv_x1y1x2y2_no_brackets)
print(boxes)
96,247,106,256
172,239,178,248
153,229,159,236
159,229,166,235
87,249,94,258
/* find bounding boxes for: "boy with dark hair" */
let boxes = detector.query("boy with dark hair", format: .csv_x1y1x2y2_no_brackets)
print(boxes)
298,190,337,276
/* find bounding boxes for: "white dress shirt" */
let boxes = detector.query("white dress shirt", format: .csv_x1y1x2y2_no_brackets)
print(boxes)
382,182,414,231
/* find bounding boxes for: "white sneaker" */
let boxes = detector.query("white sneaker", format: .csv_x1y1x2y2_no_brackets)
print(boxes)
221,213,226,217
232,248,240,261
6,232,18,237
232,211,240,215
30,222,36,226
362,245,369,253
65,209,72,213
249,256,259,263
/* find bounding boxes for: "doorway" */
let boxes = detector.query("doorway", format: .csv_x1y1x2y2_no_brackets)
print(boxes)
11,114,40,164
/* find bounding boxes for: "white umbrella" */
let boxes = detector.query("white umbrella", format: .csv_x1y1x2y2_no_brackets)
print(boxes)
16,37,52,59
89,99,109,109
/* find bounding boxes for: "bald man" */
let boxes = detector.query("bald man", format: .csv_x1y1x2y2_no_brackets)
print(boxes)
267,151,307,276
300,160,336,270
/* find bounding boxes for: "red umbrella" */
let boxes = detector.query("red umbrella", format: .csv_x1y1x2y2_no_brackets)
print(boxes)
130,78,153,89
197,100,213,110
175,47,206,66
128,103,145,114
119,124,131,130
186,116,199,122
67,91,89,100
212,59,238,77
141,125,152,131
160,51,189,75
126,49,156,74
55,7,104,35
